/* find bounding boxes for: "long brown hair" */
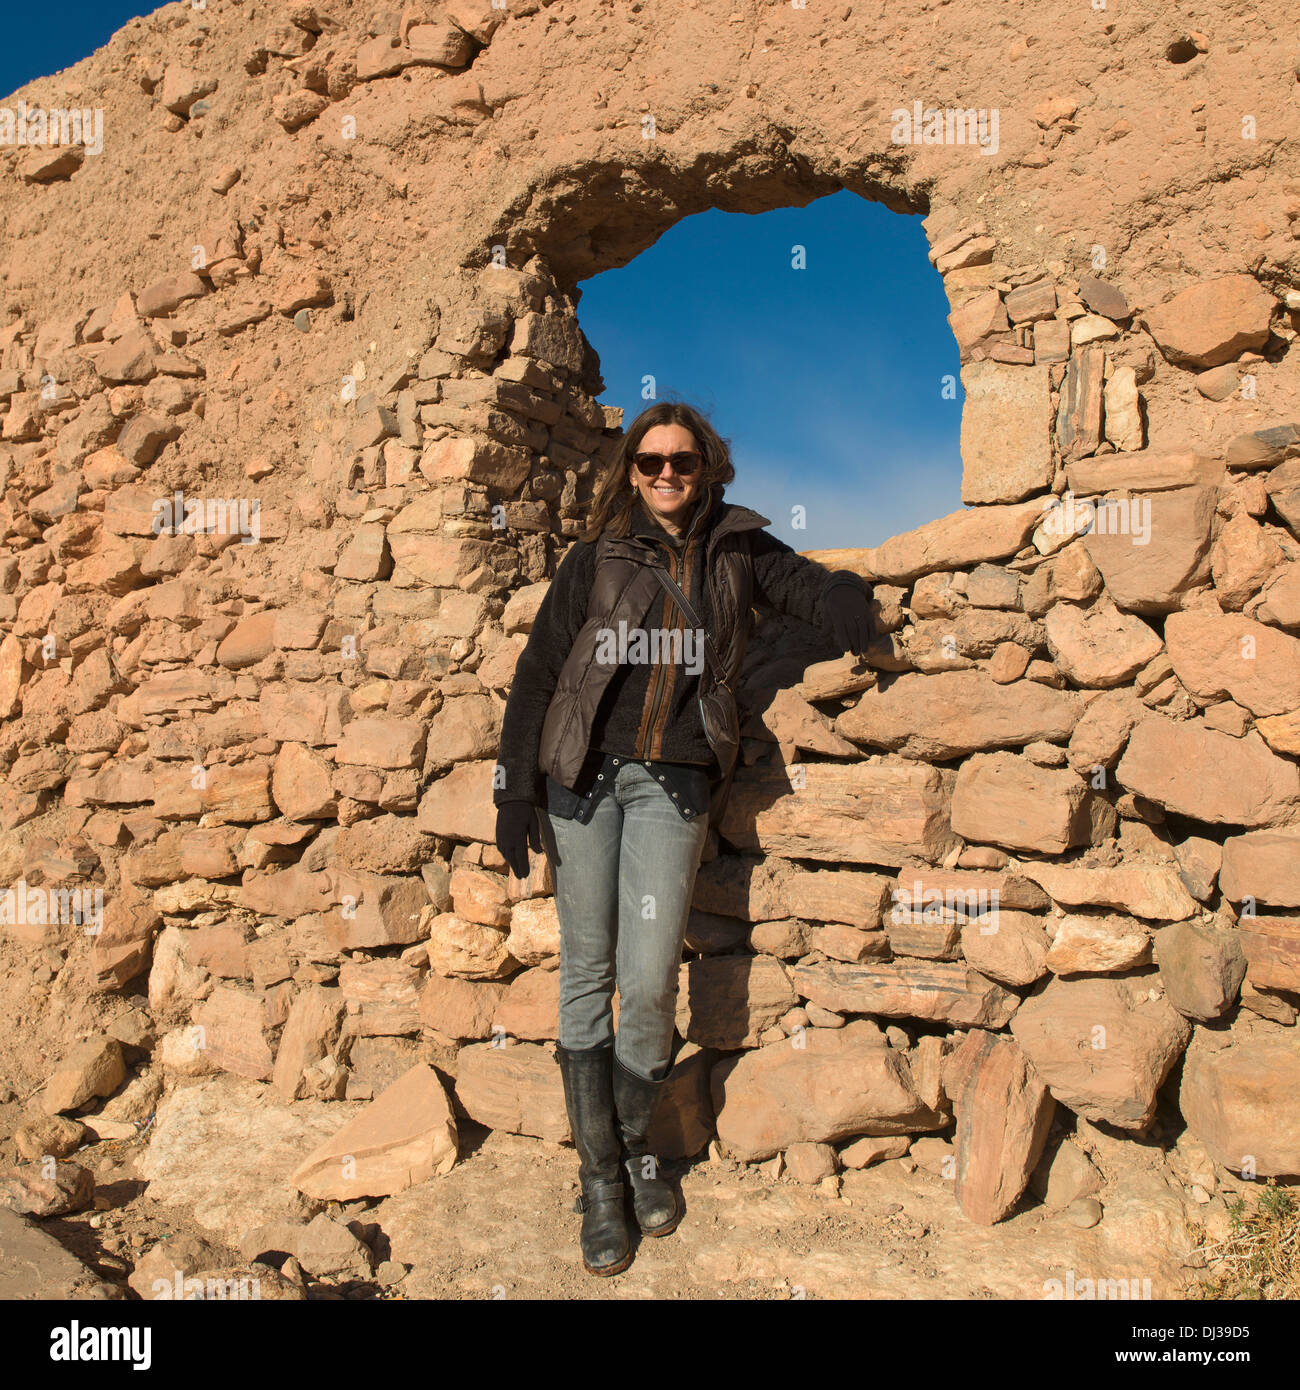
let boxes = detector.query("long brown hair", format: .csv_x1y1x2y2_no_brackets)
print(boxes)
579,400,736,543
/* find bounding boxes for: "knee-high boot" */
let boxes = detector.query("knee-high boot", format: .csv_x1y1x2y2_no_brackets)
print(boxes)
611,1051,682,1237
555,1042,633,1275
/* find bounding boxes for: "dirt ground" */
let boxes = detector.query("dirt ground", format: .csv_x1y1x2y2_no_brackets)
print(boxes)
8,1108,1233,1302
0,930,1241,1302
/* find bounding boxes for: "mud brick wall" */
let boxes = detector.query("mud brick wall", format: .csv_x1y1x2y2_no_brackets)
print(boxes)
1,0,1298,1246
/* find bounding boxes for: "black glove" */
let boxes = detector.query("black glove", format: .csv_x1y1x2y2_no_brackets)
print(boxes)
824,580,873,656
495,800,542,880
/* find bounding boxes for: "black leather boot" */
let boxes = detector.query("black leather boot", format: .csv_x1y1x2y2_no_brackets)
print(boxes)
611,1051,682,1237
555,1042,633,1276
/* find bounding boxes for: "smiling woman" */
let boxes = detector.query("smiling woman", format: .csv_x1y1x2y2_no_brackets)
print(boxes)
579,406,733,543
490,398,874,1277
625,426,705,531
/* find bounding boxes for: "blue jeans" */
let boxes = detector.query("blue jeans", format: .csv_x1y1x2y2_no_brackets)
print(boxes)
539,760,710,1082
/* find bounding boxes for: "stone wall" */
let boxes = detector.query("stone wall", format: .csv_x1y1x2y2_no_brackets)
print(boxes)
1,0,1299,1252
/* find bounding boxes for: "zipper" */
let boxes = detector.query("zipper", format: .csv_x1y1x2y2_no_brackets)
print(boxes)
656,560,725,691
640,537,680,755
638,493,710,757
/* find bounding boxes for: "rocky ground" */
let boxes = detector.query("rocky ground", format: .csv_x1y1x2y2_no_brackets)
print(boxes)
0,1062,1257,1302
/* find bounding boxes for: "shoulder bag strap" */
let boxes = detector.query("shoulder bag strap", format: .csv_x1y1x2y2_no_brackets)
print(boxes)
649,564,728,687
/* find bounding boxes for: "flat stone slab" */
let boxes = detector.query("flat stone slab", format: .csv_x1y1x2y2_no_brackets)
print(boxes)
720,761,957,867
789,958,1018,1028
805,500,1043,585
138,1074,360,1244
0,1207,118,1300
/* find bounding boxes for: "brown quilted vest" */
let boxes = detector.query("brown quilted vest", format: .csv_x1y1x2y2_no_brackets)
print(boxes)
537,500,771,826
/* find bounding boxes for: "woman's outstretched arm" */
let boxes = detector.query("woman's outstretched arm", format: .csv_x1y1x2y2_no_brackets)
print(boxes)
749,528,874,653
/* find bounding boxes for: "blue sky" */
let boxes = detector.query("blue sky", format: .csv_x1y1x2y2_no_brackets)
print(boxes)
1,0,157,95
578,190,964,551
8,8,965,553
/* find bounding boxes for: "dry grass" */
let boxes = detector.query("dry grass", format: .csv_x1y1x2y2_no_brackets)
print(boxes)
1189,1181,1299,1300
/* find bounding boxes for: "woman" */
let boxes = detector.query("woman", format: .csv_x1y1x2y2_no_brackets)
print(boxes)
492,400,873,1276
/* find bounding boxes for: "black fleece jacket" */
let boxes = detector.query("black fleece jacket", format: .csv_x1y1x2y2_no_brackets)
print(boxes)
493,487,869,807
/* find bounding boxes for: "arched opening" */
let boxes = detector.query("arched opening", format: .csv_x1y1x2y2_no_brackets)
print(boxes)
573,189,963,552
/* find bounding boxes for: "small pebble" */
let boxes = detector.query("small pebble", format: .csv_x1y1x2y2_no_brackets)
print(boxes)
1066,1197,1103,1229
294,309,311,332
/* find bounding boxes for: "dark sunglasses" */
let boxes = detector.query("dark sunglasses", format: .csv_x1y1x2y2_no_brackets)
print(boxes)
631,450,703,477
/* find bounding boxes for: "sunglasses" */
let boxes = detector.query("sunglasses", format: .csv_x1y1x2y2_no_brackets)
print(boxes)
631,450,703,477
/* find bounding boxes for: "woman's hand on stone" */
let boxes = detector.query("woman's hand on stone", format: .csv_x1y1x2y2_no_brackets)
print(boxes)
825,581,873,656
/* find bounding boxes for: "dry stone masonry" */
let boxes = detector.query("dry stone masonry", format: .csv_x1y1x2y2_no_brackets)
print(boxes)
1,0,1299,1293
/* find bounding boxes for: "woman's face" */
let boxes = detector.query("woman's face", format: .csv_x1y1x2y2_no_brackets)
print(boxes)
628,423,702,528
